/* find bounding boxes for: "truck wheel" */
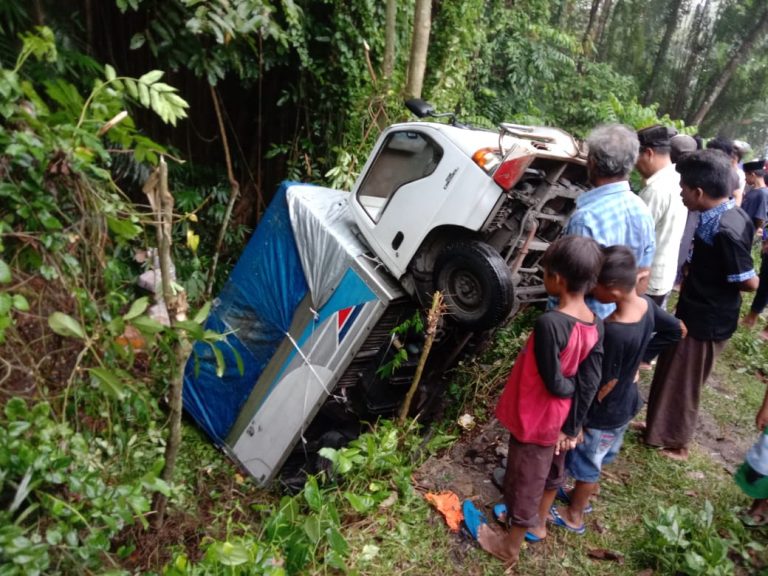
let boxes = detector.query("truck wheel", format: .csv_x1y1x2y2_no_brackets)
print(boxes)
434,240,514,330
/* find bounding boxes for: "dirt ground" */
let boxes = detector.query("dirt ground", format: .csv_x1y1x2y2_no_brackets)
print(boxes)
413,371,752,520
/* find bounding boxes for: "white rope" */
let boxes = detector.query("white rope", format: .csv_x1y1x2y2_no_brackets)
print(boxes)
283,317,346,448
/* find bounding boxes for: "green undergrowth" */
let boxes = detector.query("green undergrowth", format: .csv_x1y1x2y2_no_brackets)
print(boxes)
159,298,768,575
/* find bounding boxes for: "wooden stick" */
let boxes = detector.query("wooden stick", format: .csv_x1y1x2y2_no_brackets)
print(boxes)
398,291,444,425
205,85,240,298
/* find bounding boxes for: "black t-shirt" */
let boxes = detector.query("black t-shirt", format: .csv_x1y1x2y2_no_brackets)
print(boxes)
586,296,682,430
742,187,768,227
677,207,755,341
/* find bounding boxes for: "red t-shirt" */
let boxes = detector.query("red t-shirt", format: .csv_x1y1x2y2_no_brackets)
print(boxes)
496,311,602,446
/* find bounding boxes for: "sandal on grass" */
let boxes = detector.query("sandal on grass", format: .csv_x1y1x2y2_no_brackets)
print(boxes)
462,500,488,541
549,507,586,535
491,503,543,543
740,510,768,528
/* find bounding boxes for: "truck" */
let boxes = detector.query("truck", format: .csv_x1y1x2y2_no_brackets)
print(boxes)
182,100,589,486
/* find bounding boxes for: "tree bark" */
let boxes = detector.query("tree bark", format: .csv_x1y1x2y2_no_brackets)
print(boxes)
689,7,768,127
670,1,710,118
405,0,432,98
383,0,397,81
594,0,613,52
581,0,603,56
145,157,190,528
643,0,684,106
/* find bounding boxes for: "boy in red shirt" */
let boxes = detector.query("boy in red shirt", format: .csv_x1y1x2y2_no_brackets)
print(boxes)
472,235,604,566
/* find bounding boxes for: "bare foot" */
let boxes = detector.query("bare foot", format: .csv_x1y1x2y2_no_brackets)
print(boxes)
743,312,758,328
629,420,647,432
659,447,689,461
477,524,519,566
741,500,768,527
759,330,768,342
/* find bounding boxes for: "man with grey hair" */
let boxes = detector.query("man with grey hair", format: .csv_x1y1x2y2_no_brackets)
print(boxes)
563,124,656,318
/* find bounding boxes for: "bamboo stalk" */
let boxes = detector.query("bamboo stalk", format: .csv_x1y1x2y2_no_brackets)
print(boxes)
398,291,443,425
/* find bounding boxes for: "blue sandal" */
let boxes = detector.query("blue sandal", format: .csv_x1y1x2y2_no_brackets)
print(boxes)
462,500,488,541
550,506,586,535
555,486,593,514
491,503,544,543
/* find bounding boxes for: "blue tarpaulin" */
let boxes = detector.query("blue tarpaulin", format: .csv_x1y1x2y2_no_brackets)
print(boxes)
182,182,309,444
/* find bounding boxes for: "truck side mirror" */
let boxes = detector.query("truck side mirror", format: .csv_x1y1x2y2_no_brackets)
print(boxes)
405,98,434,118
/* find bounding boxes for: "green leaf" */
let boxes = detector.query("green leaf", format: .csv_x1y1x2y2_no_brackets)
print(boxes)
303,516,321,544
141,475,171,496
107,215,142,241
123,297,149,321
210,343,225,377
124,78,138,99
232,347,244,376
105,64,116,81
0,260,10,283
48,312,86,340
303,476,322,512
174,320,204,340
138,81,150,107
0,293,11,315
317,447,337,465
130,315,165,334
324,549,346,571
193,301,211,324
129,33,146,50
325,527,348,556
89,367,127,399
5,397,28,420
210,541,249,566
138,70,164,85
344,492,375,514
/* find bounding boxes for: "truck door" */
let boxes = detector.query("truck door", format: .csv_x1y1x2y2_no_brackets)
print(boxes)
354,129,450,277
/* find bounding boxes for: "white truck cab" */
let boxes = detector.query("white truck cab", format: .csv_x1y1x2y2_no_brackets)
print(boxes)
348,100,588,330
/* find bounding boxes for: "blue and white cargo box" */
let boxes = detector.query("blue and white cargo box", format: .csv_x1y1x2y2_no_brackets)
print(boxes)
183,181,407,485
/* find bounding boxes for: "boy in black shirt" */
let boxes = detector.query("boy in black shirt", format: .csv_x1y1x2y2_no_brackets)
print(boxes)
645,149,758,460
552,246,684,533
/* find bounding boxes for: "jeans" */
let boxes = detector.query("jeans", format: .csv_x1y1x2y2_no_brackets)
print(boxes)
566,424,628,483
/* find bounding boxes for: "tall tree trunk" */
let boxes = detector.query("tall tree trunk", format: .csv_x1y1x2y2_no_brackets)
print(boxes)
553,0,571,28
594,0,613,52
670,0,709,118
643,0,684,106
581,0,603,56
383,0,397,81
689,8,768,126
405,0,432,98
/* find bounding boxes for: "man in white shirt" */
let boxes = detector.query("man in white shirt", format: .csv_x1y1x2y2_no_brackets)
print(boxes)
635,125,689,307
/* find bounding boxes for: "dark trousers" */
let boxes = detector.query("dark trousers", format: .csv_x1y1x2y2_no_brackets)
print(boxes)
751,254,768,314
645,336,726,449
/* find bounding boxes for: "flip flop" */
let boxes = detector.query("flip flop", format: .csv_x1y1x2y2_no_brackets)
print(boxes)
462,500,488,541
740,510,768,528
550,507,586,535
555,486,593,514
492,502,507,523
492,503,544,543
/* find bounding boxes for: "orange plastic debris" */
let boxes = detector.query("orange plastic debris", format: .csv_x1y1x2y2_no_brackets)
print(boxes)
425,491,463,532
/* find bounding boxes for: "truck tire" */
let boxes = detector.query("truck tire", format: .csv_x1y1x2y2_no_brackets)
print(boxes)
434,240,514,330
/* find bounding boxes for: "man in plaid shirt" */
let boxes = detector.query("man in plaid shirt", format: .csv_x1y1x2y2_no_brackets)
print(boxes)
564,124,656,319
